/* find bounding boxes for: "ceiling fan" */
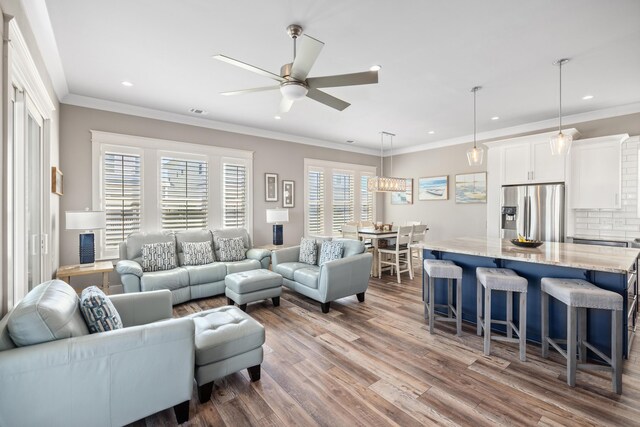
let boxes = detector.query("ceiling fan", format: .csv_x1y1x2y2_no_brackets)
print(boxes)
213,24,379,113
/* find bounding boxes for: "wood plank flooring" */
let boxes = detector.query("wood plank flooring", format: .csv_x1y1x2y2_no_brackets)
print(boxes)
130,268,640,426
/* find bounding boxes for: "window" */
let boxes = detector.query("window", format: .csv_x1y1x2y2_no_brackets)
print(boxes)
332,172,354,233
303,159,376,236
160,157,208,230
104,152,142,249
223,163,247,228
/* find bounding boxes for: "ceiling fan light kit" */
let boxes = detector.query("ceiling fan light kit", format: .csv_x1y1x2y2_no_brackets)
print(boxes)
466,86,484,166
550,58,572,156
280,81,308,100
368,131,407,192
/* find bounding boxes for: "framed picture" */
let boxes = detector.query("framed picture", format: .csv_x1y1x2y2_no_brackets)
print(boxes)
419,175,448,201
282,180,295,208
265,173,278,202
391,178,413,205
51,167,63,196
455,172,487,203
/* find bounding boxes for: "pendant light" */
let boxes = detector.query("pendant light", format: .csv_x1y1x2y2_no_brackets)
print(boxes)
550,58,572,156
466,86,484,166
367,131,407,192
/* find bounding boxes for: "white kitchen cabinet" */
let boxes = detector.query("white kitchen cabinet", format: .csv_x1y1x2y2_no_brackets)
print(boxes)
570,135,626,209
502,139,568,185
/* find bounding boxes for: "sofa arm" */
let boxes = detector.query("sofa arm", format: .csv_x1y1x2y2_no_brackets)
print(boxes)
318,252,373,302
272,245,301,268
109,289,173,327
0,318,194,427
246,248,271,269
116,259,143,277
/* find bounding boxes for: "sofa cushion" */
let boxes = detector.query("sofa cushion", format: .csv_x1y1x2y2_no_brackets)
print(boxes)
225,269,282,294
125,231,175,265
225,259,261,274
274,262,310,280
141,242,177,272
7,280,89,347
319,241,344,265
184,262,227,286
213,229,251,260
140,268,190,292
293,267,320,289
182,241,214,266
79,286,123,333
333,238,365,258
218,237,246,262
299,238,318,265
175,230,214,265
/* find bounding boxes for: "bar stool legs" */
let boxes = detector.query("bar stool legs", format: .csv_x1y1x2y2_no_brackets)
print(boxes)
423,260,462,336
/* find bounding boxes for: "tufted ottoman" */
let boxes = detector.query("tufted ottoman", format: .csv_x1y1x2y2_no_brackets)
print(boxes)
186,306,265,403
225,269,282,311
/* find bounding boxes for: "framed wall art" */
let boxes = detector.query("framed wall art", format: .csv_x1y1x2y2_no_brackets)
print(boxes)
282,180,295,208
455,172,486,203
265,173,278,202
51,166,63,196
391,178,413,205
418,176,448,201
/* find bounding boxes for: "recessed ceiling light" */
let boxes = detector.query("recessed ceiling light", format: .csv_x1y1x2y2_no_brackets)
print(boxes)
491,116,500,120
428,130,435,135
370,65,382,71
582,95,594,100
189,108,208,115
274,115,281,120
346,140,354,144
121,81,133,87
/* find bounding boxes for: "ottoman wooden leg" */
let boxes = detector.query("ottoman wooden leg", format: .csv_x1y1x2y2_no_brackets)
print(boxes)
248,364,261,382
272,296,280,307
173,400,190,423
226,297,234,306
239,303,247,312
197,381,214,404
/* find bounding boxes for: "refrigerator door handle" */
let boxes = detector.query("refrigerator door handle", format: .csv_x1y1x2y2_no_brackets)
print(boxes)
525,195,531,238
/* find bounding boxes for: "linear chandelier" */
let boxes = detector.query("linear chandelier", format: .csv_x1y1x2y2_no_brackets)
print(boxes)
368,131,406,192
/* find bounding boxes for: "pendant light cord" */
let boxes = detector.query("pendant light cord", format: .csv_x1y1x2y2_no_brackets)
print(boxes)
558,60,562,132
380,132,384,176
473,89,477,149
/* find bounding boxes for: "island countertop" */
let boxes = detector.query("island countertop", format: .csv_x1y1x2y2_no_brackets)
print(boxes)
416,237,640,274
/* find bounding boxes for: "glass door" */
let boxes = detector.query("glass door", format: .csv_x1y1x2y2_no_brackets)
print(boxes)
25,108,44,291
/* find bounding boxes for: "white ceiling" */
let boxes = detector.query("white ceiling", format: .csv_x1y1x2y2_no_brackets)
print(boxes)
32,0,640,153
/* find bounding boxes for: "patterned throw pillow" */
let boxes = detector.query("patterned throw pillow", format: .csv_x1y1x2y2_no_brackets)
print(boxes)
141,242,177,272
182,241,214,266
319,241,344,265
218,237,246,262
299,238,318,265
79,286,123,333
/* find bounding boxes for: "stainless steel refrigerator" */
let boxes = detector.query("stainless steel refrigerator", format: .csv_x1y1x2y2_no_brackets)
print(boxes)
501,183,565,242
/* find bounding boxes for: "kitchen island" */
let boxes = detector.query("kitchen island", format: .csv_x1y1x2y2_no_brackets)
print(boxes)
419,237,639,357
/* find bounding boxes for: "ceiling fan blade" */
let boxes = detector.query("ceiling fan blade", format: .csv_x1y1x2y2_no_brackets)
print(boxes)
290,35,324,81
213,54,286,83
279,97,294,113
306,88,350,111
307,70,378,89
220,86,280,96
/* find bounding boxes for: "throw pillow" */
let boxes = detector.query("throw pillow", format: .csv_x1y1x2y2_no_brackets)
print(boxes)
218,237,246,262
79,286,123,333
182,241,214,266
141,242,177,272
299,238,318,265
319,241,344,265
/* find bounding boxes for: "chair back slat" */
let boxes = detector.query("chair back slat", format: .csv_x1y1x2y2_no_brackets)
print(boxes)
411,224,428,243
397,225,413,246
342,224,360,240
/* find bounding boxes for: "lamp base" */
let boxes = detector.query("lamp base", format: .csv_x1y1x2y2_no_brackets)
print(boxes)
79,233,96,264
272,224,283,246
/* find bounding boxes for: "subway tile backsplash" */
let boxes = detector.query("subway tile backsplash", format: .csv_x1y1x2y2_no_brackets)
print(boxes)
574,138,639,240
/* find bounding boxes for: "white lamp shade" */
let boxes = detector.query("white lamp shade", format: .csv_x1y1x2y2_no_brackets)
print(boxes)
66,211,106,230
266,208,289,224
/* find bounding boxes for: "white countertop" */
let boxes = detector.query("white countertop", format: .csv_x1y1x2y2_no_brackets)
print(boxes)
416,237,640,274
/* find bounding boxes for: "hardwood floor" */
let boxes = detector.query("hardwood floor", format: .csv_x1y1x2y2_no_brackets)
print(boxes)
132,268,640,426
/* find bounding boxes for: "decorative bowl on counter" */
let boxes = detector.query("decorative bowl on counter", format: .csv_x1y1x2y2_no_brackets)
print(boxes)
510,239,543,248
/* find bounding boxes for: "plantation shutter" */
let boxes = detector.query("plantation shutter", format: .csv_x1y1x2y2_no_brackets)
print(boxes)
360,175,374,222
307,169,324,235
160,157,208,230
332,171,354,233
223,163,247,228
103,152,141,249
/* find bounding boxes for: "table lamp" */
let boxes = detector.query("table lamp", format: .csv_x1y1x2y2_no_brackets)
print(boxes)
266,208,289,246
66,210,106,265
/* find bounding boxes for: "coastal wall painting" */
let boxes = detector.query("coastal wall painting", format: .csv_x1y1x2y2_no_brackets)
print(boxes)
455,172,487,204
418,176,448,201
391,178,413,205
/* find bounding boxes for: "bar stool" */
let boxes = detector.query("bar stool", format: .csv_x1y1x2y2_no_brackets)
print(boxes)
423,259,462,335
476,267,528,361
540,278,623,394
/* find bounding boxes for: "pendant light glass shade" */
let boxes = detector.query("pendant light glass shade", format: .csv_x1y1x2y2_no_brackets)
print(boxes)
467,86,483,166
368,131,406,192
550,59,572,156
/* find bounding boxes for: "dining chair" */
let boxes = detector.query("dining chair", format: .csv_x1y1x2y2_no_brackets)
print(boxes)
342,224,360,240
377,225,413,283
360,220,375,228
410,224,428,269
405,220,422,226
345,221,360,227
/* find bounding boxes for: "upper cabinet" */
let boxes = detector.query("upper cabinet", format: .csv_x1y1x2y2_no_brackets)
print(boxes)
569,134,627,209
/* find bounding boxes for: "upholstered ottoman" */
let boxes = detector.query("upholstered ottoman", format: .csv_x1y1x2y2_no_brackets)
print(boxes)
225,269,282,311
187,306,265,403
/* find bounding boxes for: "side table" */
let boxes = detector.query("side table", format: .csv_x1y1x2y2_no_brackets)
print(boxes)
56,260,114,293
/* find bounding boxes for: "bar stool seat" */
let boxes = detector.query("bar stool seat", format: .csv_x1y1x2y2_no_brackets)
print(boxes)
423,260,463,335
541,278,623,394
476,267,528,361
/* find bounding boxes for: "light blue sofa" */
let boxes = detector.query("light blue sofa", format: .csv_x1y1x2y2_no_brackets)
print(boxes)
272,238,373,313
116,229,271,305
